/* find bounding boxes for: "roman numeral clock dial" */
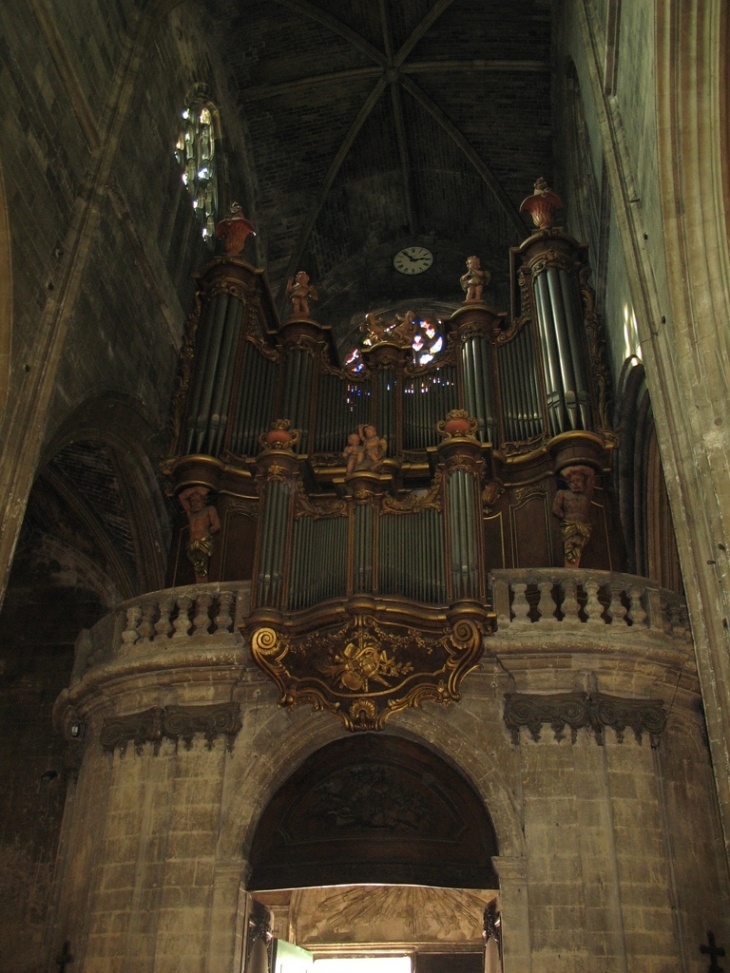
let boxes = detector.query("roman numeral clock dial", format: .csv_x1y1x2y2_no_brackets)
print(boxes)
393,246,433,275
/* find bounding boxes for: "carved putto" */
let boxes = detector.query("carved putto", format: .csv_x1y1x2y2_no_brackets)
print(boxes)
552,465,595,567
214,201,256,255
460,255,490,303
361,309,417,348
343,424,387,475
519,177,564,229
178,486,221,581
286,270,318,318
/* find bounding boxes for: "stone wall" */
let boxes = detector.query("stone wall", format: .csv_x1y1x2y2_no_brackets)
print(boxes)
43,579,730,973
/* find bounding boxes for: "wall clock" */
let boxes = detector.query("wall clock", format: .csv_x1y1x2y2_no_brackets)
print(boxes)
393,246,433,275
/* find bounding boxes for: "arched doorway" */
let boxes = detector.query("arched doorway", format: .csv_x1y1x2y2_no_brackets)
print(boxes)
245,735,502,973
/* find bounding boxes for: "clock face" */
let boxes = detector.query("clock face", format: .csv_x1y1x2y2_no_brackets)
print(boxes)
393,246,433,275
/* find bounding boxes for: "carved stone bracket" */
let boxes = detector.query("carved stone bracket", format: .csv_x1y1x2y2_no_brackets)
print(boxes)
504,692,667,747
100,703,242,755
246,601,492,731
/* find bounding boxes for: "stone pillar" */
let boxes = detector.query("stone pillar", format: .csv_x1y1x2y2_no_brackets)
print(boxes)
492,856,532,973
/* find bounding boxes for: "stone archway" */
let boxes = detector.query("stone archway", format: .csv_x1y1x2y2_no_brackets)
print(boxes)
247,733,499,891
246,734,501,973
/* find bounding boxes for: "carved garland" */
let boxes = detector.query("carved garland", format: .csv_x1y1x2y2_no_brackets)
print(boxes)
503,692,667,747
249,612,488,731
100,703,242,755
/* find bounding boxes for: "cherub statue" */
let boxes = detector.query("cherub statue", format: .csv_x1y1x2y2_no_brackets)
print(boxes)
389,309,417,345
552,465,595,567
362,311,387,345
460,255,490,303
214,201,256,256
343,432,365,475
343,425,387,475
178,486,221,581
286,270,318,318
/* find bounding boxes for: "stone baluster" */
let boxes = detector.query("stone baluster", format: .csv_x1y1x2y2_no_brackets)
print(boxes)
536,580,557,625
155,596,174,639
644,586,664,631
560,576,581,628
121,605,142,648
668,600,686,639
137,600,157,642
173,595,193,637
192,593,212,636
627,585,647,627
511,583,531,626
491,577,512,629
583,578,605,627
607,582,628,626
214,590,235,634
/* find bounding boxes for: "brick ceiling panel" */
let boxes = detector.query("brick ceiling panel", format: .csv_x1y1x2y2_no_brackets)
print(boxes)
410,71,553,207
311,0,388,51
409,0,551,63
389,0,443,54
215,0,376,92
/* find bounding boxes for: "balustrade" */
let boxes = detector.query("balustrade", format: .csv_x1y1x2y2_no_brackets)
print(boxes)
73,583,248,680
489,569,690,640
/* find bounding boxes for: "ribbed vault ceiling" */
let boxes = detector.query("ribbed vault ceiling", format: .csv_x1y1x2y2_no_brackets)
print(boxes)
206,0,554,340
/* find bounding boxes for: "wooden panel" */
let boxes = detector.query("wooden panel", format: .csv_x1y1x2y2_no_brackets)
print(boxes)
483,512,506,571
509,492,553,568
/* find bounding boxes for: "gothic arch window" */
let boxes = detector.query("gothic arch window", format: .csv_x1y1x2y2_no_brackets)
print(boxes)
174,88,219,246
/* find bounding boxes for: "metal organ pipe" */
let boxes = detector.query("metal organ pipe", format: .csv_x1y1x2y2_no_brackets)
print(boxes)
534,273,567,435
209,298,244,455
559,270,592,429
187,291,229,453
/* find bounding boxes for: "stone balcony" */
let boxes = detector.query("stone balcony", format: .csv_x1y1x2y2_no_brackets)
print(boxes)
65,570,695,700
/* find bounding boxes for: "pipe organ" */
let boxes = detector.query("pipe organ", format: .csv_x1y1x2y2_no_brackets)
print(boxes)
164,213,620,728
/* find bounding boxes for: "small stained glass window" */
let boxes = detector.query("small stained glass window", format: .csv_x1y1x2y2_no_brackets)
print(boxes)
345,313,445,373
175,98,218,245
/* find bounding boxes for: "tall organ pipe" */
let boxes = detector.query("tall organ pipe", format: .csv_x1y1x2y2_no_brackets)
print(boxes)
534,273,567,434
209,298,244,455
281,348,313,452
256,479,290,608
187,292,230,453
559,270,592,429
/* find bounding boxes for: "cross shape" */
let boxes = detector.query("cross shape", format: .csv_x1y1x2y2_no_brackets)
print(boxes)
701,931,726,973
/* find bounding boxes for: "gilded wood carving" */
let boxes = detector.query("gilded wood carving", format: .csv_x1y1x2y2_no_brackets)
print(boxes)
247,604,491,731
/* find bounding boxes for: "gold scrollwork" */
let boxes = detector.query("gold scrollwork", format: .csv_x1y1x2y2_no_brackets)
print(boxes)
294,482,347,520
381,477,442,515
246,607,488,732
501,432,549,456
529,249,575,276
514,483,547,504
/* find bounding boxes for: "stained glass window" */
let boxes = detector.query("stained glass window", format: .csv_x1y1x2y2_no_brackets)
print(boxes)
175,101,218,245
345,314,445,373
